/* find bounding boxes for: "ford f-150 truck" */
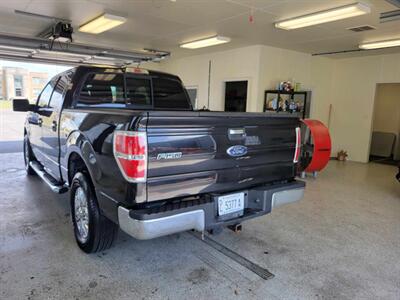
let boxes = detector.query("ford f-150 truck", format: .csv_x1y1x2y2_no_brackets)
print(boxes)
13,66,305,253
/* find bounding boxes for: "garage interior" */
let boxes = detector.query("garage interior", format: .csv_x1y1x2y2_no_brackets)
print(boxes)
0,0,399,299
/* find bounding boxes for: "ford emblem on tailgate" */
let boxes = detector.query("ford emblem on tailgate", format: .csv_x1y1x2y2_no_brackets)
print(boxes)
227,145,248,157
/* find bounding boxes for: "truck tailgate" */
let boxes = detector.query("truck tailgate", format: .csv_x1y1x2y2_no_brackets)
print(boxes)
144,111,299,202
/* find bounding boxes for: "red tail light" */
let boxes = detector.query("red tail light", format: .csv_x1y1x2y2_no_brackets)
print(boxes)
113,131,147,182
293,127,301,163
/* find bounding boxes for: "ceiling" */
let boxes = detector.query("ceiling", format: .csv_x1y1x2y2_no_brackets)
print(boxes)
0,0,399,59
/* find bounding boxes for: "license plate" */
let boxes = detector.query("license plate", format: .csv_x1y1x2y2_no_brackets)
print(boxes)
218,192,244,216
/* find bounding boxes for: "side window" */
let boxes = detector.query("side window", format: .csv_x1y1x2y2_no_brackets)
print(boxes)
126,77,152,106
37,80,56,108
49,77,68,111
186,86,198,109
153,77,191,110
78,73,124,106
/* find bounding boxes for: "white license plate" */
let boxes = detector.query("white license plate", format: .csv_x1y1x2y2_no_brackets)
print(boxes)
218,192,244,216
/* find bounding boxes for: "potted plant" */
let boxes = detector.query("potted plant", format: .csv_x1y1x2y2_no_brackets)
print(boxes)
337,150,348,161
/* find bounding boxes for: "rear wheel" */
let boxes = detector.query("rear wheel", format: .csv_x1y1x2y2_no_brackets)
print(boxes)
23,135,36,175
70,172,118,253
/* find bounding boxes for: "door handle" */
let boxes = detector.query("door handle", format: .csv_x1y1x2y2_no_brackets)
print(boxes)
52,120,57,132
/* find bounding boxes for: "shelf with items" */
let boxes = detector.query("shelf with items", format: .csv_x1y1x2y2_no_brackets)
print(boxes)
263,90,311,119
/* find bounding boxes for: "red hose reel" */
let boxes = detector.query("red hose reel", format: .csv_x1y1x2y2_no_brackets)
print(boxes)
299,119,331,175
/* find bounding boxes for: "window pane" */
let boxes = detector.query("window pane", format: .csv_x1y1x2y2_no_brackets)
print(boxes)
126,77,151,106
186,88,197,109
78,73,124,106
49,77,67,110
37,82,54,108
153,77,190,109
14,75,24,97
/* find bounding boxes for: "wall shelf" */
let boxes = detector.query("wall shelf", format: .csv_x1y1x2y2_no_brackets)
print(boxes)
264,90,311,119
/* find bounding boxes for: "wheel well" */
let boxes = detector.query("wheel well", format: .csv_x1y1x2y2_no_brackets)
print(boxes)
68,152,88,186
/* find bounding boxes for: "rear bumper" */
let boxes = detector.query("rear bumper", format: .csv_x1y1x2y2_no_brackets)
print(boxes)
118,180,305,240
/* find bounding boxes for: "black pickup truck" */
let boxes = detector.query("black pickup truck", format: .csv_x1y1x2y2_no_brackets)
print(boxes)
14,66,305,253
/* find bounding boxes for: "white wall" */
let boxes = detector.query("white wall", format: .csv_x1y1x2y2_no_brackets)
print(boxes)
372,83,400,160
159,45,261,111
257,46,312,112
324,53,400,162
373,83,400,134
157,44,400,163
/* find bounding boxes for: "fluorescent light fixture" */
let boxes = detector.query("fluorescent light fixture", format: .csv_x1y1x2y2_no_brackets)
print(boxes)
180,36,231,49
79,13,126,34
359,38,400,49
275,2,371,30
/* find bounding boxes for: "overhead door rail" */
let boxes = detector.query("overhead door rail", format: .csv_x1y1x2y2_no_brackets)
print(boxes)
0,32,170,66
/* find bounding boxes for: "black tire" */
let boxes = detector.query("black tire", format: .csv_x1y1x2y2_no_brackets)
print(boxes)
23,135,36,175
70,172,118,253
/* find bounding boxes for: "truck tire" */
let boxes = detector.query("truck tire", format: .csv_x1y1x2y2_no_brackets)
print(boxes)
24,135,36,175
70,172,118,253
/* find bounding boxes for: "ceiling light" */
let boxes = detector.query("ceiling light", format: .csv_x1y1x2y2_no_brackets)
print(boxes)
275,2,371,30
180,36,231,49
359,38,400,49
79,13,126,34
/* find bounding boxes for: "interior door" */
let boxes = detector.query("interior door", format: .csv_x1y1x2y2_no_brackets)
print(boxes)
224,81,248,112
28,80,57,165
41,76,67,181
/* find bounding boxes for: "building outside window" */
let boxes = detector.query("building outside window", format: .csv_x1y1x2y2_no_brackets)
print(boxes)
32,77,44,85
33,88,42,98
14,75,23,97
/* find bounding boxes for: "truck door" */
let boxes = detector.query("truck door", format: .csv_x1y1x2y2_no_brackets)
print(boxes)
40,76,67,181
28,79,58,165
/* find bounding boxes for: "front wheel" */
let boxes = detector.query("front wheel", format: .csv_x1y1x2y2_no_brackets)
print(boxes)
23,135,36,175
70,172,118,253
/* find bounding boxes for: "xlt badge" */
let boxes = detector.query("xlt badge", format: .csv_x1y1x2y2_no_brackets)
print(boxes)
157,152,182,160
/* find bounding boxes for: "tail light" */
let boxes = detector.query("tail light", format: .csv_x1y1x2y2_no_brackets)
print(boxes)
113,131,147,182
293,127,301,163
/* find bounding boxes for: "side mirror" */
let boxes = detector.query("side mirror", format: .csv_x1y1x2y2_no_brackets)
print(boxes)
13,99,35,112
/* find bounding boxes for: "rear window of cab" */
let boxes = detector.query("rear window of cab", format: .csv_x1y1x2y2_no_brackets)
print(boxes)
77,72,191,110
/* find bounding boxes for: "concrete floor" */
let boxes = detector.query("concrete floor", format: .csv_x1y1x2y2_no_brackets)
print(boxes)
0,109,26,141
0,153,399,300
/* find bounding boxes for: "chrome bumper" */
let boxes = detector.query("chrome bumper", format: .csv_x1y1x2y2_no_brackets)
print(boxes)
271,188,305,208
118,183,304,240
118,207,205,240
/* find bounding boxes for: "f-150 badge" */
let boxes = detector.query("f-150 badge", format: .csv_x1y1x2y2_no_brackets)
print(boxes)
227,145,248,157
157,152,183,160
